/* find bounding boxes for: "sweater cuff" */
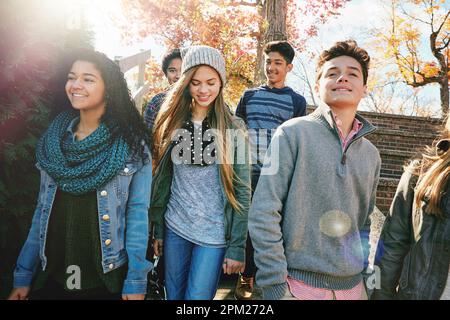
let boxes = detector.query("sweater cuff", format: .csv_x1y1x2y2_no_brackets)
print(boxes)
261,282,288,300
224,246,245,263
153,223,164,240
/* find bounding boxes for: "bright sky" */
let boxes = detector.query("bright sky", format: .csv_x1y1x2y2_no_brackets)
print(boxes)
82,0,165,60
288,0,448,115
286,0,393,109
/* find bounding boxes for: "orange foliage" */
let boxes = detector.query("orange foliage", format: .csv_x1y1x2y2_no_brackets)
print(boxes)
116,0,349,106
390,1,448,83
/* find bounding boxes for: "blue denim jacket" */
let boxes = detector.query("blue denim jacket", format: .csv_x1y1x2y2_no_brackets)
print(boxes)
13,124,153,295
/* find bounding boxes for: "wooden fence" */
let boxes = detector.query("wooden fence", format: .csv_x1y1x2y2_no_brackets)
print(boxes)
115,49,152,111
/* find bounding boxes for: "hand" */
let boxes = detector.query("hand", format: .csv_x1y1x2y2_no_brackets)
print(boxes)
122,294,146,300
222,258,245,275
153,239,163,256
8,287,30,300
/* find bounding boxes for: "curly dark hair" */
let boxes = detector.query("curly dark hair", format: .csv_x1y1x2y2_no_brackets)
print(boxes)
51,48,151,156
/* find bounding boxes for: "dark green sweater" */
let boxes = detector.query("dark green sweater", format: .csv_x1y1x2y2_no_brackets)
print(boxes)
33,190,126,293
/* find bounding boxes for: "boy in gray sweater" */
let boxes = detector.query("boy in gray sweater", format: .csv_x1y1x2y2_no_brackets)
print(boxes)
248,40,381,300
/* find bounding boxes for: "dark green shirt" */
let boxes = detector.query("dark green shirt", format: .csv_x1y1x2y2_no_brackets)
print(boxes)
33,190,126,293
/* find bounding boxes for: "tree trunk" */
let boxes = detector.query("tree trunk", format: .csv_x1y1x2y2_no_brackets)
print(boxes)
440,76,449,118
264,0,288,42
427,14,450,118
254,0,288,85
430,31,449,118
254,1,266,85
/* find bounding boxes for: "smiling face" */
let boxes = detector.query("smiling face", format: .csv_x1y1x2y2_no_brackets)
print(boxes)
264,51,293,88
166,57,182,85
316,55,367,111
65,60,106,113
189,65,222,110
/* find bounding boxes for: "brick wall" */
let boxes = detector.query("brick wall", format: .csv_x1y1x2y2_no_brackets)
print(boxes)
361,110,442,214
306,106,444,214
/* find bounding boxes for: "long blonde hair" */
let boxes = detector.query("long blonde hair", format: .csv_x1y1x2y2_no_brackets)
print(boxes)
410,117,450,218
152,65,247,213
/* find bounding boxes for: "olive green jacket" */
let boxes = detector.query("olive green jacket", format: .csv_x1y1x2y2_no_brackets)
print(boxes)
149,118,251,262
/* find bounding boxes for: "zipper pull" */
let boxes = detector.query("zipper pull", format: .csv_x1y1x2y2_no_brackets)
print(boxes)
341,153,346,165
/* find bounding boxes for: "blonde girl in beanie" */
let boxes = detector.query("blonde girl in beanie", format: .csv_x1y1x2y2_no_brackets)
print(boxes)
150,45,251,300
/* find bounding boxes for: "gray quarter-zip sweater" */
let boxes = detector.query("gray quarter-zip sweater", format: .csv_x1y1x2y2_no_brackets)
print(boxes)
248,103,381,300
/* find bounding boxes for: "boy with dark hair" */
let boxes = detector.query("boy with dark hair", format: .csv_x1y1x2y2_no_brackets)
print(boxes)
234,40,306,300
144,48,182,130
248,40,381,300
143,49,181,300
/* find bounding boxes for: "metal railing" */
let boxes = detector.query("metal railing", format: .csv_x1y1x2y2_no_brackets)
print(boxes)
115,49,152,112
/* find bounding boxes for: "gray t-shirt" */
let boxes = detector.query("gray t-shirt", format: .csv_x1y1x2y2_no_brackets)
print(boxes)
165,162,226,248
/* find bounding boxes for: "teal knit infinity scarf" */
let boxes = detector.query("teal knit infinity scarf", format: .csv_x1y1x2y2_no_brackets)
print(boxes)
36,111,130,195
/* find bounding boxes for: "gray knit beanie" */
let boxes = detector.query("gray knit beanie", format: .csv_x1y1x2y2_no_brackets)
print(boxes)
181,45,226,85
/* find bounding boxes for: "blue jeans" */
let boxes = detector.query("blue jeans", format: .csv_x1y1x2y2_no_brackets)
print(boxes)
164,226,226,300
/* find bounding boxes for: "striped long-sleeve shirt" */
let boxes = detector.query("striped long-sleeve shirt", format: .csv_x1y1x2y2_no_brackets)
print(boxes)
143,91,167,131
235,85,306,182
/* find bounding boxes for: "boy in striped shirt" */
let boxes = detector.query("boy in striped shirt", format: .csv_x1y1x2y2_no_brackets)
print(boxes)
234,40,306,300
144,48,182,131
